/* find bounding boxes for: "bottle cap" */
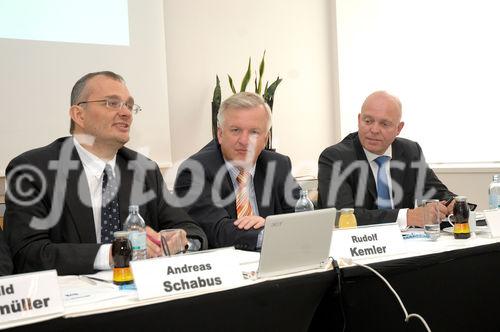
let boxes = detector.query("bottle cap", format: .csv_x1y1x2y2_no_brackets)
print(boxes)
128,205,139,213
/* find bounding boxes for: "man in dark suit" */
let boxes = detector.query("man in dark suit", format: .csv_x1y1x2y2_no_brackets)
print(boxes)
175,92,300,250
318,91,454,227
4,71,207,275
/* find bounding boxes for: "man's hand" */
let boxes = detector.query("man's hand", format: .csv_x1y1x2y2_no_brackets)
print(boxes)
442,199,455,215
146,226,162,258
234,216,265,230
161,229,189,256
407,202,447,227
146,227,188,258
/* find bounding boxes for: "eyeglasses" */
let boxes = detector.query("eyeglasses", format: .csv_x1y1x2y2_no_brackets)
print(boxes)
77,98,142,115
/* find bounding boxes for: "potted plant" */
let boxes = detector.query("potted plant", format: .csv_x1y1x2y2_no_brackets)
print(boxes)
211,51,282,150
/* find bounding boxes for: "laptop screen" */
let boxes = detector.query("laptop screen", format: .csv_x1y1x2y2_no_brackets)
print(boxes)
257,208,336,278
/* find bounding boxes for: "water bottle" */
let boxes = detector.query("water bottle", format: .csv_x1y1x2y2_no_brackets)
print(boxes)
123,205,147,260
489,174,500,209
295,189,314,212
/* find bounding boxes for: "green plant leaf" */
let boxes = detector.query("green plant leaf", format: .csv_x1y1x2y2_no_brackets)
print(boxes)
257,50,266,94
240,57,251,92
228,75,237,94
211,75,222,139
263,76,282,110
212,75,221,104
254,75,258,93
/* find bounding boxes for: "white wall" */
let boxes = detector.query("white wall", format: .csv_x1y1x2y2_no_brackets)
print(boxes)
434,168,497,211
163,0,340,178
0,0,173,174
160,0,499,209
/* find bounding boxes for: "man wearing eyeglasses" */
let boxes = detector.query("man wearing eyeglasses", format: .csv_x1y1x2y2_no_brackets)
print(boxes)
4,71,207,275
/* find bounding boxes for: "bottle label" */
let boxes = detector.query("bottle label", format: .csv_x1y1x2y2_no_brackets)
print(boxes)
128,231,147,260
489,194,500,209
113,267,134,285
453,222,470,234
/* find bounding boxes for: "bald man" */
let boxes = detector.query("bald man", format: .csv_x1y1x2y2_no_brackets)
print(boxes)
317,91,454,228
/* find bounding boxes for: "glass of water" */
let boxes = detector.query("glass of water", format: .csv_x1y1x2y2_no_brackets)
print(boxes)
423,199,441,241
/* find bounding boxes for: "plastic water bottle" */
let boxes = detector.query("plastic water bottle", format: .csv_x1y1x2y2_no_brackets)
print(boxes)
123,205,147,260
489,174,500,209
295,190,314,212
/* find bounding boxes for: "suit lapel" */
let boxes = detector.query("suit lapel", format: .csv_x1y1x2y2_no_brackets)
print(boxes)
222,168,237,218
353,135,377,201
116,154,133,228
254,155,274,217
253,154,273,217
212,146,238,218
65,143,97,243
390,139,407,208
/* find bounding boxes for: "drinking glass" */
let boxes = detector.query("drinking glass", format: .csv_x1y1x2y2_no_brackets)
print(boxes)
423,199,441,241
160,229,185,256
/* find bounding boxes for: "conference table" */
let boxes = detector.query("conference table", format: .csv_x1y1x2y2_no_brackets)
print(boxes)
312,227,500,332
4,227,500,332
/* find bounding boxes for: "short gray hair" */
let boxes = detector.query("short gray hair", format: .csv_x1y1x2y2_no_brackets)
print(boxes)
217,92,272,131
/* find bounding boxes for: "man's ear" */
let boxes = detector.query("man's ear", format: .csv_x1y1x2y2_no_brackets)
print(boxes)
396,121,405,135
217,127,222,144
69,105,84,129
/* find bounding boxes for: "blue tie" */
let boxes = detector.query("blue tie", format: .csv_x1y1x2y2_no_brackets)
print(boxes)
101,164,121,243
374,156,391,209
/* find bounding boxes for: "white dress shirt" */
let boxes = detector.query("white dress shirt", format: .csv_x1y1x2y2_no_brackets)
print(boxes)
73,138,116,270
363,146,408,229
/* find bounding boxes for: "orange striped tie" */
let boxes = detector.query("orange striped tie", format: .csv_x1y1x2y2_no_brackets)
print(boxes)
236,169,254,218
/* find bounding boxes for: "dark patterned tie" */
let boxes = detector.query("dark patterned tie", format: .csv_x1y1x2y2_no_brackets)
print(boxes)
101,164,121,243
374,156,391,209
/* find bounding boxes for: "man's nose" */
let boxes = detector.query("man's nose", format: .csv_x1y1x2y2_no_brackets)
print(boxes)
238,131,250,145
117,106,132,118
369,123,381,133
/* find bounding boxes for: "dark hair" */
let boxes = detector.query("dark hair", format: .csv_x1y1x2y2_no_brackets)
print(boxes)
69,71,125,134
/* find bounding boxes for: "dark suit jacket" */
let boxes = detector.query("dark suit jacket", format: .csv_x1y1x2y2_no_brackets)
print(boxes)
4,137,207,275
317,132,454,225
0,229,13,276
174,140,300,250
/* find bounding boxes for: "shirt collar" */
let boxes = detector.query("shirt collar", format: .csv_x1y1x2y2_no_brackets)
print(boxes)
224,159,256,178
73,137,117,178
363,145,393,163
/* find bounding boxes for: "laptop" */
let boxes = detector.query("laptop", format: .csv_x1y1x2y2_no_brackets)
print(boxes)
257,208,336,278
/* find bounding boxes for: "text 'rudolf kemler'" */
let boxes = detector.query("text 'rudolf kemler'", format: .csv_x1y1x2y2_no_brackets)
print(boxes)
350,233,387,257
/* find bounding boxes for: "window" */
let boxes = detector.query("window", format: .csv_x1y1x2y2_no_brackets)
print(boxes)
336,0,500,164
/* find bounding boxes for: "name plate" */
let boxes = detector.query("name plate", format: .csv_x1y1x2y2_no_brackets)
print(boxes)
131,247,244,300
483,209,500,237
330,223,405,260
0,270,63,323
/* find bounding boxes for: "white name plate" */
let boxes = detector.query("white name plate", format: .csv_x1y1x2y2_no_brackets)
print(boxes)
131,247,244,300
483,209,500,237
330,223,405,260
0,270,64,323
